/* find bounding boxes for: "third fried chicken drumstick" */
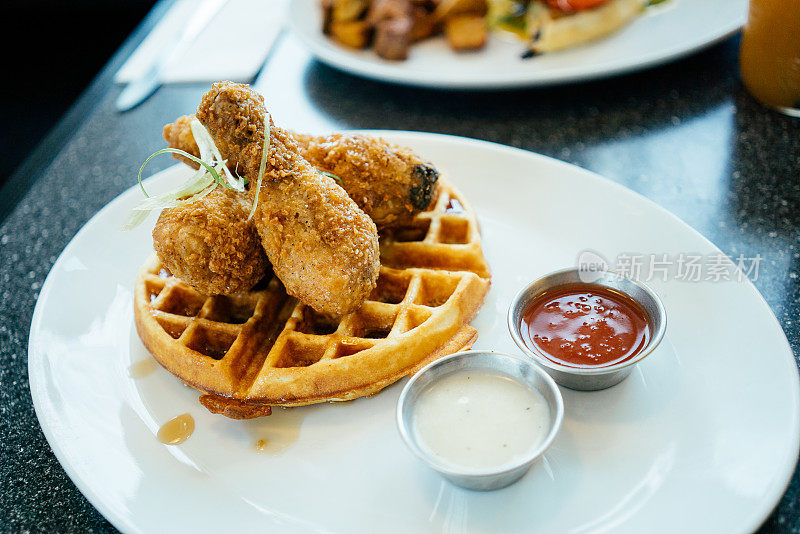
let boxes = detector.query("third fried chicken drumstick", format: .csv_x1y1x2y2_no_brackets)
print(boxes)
164,117,439,228
196,82,380,317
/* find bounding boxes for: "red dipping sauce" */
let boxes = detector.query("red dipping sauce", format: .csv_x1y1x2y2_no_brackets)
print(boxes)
521,284,651,369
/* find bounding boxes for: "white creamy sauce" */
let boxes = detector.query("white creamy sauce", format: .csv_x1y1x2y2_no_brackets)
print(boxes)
413,370,550,471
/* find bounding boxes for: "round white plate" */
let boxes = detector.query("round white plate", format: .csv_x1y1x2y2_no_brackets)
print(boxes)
30,132,798,533
289,0,748,89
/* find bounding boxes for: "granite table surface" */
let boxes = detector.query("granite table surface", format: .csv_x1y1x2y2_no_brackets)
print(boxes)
1,3,799,532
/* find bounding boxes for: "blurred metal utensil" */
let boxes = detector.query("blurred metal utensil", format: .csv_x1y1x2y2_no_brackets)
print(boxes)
115,0,228,112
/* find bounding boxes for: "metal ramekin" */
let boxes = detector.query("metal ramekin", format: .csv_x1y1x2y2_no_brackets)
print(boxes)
507,268,667,391
396,350,564,491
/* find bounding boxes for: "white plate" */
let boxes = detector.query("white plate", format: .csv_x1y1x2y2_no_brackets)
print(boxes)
30,132,799,533
289,0,748,88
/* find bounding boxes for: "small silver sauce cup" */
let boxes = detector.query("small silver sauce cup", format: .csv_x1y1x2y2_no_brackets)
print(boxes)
507,268,667,391
396,350,564,491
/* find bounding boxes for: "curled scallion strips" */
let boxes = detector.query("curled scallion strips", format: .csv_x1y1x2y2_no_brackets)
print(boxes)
190,119,245,192
248,111,272,221
121,162,220,231
123,120,246,231
135,148,222,198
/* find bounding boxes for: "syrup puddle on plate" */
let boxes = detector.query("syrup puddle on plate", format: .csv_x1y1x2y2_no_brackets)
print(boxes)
158,414,195,445
128,358,158,379
249,407,307,454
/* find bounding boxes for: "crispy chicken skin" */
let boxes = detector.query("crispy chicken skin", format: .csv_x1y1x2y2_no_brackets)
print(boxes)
291,132,439,227
196,82,380,317
164,117,439,228
153,187,269,295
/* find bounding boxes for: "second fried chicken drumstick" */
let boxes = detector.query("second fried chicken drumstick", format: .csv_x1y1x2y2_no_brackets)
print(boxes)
290,132,439,228
196,82,380,317
164,117,439,228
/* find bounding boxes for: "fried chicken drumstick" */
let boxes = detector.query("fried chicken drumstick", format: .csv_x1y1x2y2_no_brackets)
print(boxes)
153,187,269,295
164,117,439,228
194,82,380,317
291,132,439,227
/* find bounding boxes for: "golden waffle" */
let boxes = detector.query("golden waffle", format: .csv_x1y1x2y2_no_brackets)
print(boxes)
134,180,491,417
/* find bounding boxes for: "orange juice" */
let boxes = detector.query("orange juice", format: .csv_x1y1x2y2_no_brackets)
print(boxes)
739,0,800,115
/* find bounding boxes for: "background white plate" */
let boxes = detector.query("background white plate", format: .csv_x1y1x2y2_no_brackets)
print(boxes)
289,0,748,88
30,133,799,533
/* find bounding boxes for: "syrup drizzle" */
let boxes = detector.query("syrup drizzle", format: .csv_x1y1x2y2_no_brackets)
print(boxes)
158,414,195,445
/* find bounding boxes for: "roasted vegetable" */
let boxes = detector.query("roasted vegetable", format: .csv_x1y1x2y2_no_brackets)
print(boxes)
374,16,414,59
487,0,528,37
366,0,415,59
330,19,372,47
332,0,370,20
444,14,487,50
367,0,414,22
410,4,437,41
432,0,488,20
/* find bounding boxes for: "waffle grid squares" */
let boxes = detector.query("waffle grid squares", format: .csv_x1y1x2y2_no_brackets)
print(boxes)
378,185,489,277
387,190,476,247
140,263,465,371
269,266,465,369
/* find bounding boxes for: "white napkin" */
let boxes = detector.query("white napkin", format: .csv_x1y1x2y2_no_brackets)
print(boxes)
115,0,288,84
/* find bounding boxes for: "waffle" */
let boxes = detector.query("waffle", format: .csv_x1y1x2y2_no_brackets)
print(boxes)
134,180,491,418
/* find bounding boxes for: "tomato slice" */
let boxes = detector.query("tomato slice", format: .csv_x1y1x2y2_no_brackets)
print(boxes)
545,0,612,11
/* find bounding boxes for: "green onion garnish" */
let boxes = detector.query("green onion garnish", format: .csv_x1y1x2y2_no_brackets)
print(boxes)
123,120,246,231
318,170,343,185
135,148,223,198
248,111,272,221
122,167,217,230
190,119,245,191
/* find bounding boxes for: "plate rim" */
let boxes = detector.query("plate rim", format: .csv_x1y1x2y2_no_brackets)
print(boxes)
288,0,746,89
28,131,800,533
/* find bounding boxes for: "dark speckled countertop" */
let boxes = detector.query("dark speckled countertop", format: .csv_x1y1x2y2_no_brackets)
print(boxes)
1,1,799,532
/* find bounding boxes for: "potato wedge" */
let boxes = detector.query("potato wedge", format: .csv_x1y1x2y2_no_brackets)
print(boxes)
330,19,372,48
332,0,370,21
444,14,487,50
432,0,487,21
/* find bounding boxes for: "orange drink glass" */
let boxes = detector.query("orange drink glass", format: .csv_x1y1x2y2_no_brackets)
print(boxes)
739,0,800,116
